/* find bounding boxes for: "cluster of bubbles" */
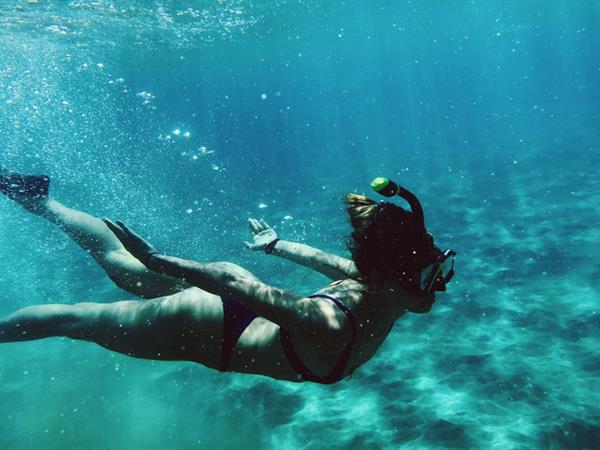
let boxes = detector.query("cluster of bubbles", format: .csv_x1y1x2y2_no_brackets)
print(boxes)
155,127,222,173
72,60,228,181
74,62,158,114
135,90,156,109
171,128,191,138
1,0,260,50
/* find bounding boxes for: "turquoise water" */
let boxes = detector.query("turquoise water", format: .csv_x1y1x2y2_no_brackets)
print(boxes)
1,1,599,448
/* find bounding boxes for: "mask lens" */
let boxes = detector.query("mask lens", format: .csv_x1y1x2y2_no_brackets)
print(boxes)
419,250,456,294
419,263,442,293
440,251,455,282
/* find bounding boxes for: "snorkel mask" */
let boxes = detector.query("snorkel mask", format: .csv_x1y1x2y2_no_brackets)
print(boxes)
370,177,456,296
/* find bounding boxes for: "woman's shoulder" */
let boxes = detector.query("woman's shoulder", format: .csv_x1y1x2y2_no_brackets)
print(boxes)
314,278,399,331
310,277,378,318
311,277,365,297
325,276,370,291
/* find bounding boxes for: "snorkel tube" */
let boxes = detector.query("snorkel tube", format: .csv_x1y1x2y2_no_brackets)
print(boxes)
370,177,426,232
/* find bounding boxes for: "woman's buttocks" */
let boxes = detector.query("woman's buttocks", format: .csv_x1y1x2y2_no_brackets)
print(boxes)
227,319,300,380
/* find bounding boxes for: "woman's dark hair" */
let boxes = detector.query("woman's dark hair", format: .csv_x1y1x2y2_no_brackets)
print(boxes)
345,193,439,289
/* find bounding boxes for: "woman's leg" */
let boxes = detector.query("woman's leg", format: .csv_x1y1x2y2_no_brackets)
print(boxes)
0,293,224,367
12,195,189,299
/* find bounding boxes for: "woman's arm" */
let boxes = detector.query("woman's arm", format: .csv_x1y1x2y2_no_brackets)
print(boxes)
246,218,360,281
103,219,344,334
148,255,350,342
147,255,321,331
268,240,359,281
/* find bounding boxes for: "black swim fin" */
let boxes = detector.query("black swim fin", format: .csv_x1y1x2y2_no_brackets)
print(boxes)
0,169,50,199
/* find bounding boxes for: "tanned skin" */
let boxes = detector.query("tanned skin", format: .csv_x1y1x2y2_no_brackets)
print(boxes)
0,192,433,383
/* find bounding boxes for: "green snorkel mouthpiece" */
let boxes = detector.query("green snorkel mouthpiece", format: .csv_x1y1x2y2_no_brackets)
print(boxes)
370,177,426,231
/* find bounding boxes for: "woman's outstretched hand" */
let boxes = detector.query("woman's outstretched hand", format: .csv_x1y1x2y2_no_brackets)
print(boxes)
245,218,279,252
103,218,158,265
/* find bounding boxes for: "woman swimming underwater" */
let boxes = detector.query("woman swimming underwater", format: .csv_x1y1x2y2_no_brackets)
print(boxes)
0,170,455,384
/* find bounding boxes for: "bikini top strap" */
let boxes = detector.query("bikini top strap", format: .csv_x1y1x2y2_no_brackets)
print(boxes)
308,294,356,330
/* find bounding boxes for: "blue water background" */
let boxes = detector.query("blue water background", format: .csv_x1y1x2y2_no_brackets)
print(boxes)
1,1,599,448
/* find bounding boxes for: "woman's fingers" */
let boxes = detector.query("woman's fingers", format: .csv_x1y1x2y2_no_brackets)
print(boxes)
104,218,145,249
248,218,258,234
244,240,257,249
115,220,145,241
115,220,138,237
248,218,264,234
103,218,127,242
248,218,274,235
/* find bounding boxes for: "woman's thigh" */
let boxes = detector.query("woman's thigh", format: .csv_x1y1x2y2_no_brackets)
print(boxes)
76,288,225,368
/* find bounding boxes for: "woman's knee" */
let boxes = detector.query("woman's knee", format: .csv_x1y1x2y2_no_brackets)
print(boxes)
9,303,94,340
101,250,184,298
102,250,145,281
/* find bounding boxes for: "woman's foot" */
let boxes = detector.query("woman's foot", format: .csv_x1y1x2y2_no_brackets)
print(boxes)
0,168,50,213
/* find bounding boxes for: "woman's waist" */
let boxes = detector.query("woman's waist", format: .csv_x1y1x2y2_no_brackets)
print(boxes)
227,319,361,383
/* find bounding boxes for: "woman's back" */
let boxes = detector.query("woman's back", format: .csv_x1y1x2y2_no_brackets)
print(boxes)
223,278,405,382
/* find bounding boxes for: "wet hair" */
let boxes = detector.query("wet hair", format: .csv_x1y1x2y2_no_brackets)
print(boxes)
344,193,439,290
